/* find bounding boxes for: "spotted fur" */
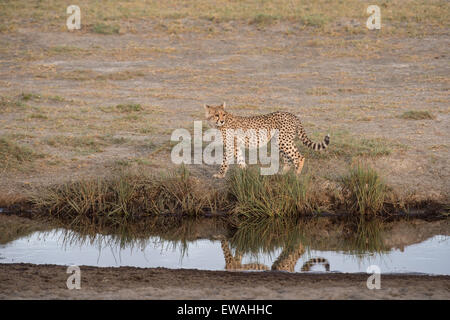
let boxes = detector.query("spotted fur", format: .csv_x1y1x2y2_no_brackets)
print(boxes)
204,103,330,178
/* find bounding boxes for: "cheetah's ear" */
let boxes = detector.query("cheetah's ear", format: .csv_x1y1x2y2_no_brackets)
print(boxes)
221,101,226,109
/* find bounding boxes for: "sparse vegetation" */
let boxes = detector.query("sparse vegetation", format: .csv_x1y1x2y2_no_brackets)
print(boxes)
98,70,145,81
58,69,98,81
45,135,105,154
29,113,48,120
58,70,145,81
302,131,395,160
115,103,142,113
301,14,327,28
0,137,42,170
399,110,435,120
0,96,29,112
92,23,120,35
1,0,447,35
44,135,128,155
47,45,88,56
20,92,41,101
306,87,329,96
249,14,278,26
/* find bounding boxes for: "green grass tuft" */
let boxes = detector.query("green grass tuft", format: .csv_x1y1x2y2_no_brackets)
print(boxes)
116,103,142,112
227,167,318,217
92,23,120,35
340,164,388,216
20,92,41,101
249,14,278,26
301,14,327,27
399,110,435,120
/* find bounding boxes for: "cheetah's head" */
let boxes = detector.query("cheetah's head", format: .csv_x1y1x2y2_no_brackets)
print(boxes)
204,102,228,127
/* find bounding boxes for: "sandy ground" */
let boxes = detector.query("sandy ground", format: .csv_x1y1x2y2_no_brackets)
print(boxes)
0,263,449,300
0,19,449,205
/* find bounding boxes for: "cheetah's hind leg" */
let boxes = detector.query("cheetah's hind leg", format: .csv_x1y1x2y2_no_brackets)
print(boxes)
296,156,305,175
279,139,305,175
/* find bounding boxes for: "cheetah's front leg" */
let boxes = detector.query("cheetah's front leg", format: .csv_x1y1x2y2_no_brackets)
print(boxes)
234,143,247,169
213,167,227,179
213,156,228,178
213,135,232,178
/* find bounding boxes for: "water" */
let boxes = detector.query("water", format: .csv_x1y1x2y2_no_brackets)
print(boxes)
0,223,449,275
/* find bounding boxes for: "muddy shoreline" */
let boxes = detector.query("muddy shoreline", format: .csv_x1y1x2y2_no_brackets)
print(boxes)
0,263,449,300
0,197,447,224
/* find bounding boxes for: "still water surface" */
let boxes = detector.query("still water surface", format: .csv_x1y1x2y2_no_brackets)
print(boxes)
0,227,449,275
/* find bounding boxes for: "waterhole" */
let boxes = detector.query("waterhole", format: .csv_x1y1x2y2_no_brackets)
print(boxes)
0,217,448,274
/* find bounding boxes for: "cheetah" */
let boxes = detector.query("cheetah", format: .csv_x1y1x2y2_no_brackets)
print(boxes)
204,102,330,178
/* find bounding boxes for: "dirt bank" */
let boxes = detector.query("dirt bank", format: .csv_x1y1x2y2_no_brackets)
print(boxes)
0,263,449,300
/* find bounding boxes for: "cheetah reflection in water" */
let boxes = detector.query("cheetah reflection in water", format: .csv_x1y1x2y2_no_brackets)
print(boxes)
221,240,330,272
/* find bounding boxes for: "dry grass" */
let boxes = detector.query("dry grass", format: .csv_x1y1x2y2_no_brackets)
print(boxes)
25,164,437,227
44,135,106,155
56,69,145,81
31,167,221,225
0,0,448,35
0,137,43,171
0,96,29,112
306,87,329,96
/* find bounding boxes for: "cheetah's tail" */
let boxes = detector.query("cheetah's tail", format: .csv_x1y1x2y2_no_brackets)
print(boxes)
301,257,330,272
297,126,330,151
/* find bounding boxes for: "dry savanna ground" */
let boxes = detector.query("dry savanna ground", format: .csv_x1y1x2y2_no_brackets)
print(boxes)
0,0,449,207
